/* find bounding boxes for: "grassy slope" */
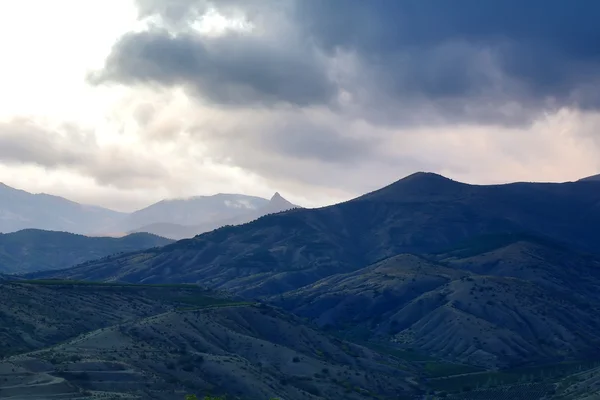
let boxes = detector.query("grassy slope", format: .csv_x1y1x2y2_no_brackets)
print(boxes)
0,281,418,400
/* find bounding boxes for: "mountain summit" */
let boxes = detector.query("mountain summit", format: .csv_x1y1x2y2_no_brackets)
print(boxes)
357,171,469,202
264,192,297,214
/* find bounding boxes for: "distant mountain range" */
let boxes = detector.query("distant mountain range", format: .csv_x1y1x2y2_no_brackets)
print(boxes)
0,182,298,239
0,182,125,234
0,229,173,273
126,192,299,239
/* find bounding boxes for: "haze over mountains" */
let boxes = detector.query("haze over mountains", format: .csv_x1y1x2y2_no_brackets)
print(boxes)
0,182,298,239
126,192,299,240
0,182,125,235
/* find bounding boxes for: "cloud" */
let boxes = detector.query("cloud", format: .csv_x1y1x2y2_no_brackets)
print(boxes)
5,0,600,214
295,0,600,119
0,118,168,188
89,0,600,127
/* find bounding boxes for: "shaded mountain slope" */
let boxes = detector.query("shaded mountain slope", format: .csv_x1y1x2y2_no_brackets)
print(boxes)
559,365,600,399
434,233,600,300
0,281,417,400
35,173,600,298
578,174,600,182
0,182,124,234
0,229,173,273
0,281,231,358
276,238,600,368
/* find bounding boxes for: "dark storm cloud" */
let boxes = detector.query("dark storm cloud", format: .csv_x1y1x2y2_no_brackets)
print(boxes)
91,28,334,107
94,0,600,126
294,0,600,108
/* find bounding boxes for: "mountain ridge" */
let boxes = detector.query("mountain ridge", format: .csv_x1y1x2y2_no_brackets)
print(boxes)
0,229,173,273
127,191,300,240
0,181,302,239
33,173,600,297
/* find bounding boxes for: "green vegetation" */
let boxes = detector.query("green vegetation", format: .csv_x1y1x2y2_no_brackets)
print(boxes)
428,360,600,392
17,279,258,311
434,232,566,258
186,396,280,400
424,362,484,378
362,342,437,362
18,279,198,288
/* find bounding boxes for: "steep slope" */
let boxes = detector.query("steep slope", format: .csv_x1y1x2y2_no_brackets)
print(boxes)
119,193,270,234
130,192,299,240
0,281,417,400
276,237,600,368
36,173,600,297
0,182,125,234
0,229,173,273
559,365,600,399
434,233,600,300
578,174,600,182
0,281,232,358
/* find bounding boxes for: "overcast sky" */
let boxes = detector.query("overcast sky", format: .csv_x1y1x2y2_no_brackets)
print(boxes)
1,0,600,212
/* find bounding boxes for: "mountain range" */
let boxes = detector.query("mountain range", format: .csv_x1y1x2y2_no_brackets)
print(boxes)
0,229,173,274
6,171,600,399
29,172,600,368
0,182,125,234
37,172,600,292
126,192,299,240
0,182,298,239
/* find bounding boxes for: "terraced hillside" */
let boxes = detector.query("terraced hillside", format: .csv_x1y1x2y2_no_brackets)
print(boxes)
0,281,232,358
0,281,418,399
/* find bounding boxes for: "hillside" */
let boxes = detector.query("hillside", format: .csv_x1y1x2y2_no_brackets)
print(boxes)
129,192,299,240
0,182,124,234
578,174,600,182
0,229,173,273
35,173,600,297
0,281,417,399
276,237,600,368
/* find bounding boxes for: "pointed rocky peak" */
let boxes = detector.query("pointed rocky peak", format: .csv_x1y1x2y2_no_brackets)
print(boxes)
266,192,297,213
270,192,283,201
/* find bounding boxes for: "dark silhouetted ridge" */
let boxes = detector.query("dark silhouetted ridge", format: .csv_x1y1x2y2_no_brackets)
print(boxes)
579,174,600,182
356,171,469,202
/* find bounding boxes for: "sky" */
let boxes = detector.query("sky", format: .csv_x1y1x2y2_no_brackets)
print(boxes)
1,0,600,212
